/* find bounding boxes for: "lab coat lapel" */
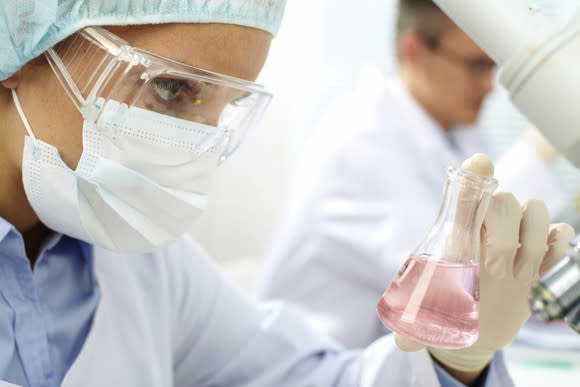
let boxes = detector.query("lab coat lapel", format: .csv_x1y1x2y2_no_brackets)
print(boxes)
61,248,170,387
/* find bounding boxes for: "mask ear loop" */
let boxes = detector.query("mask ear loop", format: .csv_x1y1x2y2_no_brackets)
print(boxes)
11,89,38,146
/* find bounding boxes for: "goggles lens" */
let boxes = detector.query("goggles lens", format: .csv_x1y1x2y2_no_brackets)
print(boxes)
45,27,272,162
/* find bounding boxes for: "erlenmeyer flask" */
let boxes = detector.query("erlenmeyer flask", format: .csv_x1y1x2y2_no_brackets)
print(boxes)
377,166,497,349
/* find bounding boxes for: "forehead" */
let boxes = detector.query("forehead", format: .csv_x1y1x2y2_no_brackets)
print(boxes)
105,23,271,81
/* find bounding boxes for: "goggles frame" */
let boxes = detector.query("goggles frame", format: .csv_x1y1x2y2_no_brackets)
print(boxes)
44,27,272,160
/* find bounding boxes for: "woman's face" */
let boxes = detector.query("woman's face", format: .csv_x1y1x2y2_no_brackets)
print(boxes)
4,23,271,170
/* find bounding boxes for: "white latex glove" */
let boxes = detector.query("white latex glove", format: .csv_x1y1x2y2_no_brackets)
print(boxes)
395,153,575,375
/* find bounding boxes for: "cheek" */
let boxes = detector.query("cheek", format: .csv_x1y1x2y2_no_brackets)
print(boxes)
17,59,91,171
22,80,85,169
49,114,84,170
424,62,458,94
440,72,474,110
439,68,469,95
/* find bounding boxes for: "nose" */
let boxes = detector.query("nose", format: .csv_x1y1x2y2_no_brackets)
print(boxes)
479,69,495,94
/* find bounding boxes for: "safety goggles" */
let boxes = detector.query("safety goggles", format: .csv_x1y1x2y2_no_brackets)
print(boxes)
44,27,272,161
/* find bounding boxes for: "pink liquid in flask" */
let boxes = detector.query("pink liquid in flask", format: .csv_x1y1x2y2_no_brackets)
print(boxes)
377,254,479,349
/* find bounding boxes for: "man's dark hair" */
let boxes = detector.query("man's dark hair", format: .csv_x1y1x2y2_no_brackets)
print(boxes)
396,0,453,45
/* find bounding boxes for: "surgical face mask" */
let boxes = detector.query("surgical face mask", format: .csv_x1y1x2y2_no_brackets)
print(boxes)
14,91,224,253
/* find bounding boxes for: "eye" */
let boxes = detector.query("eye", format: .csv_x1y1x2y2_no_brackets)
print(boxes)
152,78,187,101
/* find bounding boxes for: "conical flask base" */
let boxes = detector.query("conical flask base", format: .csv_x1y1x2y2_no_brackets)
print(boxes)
377,255,480,349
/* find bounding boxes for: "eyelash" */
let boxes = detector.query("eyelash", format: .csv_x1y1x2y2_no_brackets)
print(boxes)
152,78,189,101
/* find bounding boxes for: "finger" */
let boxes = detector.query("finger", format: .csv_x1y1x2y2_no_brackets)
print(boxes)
394,334,425,352
513,200,550,283
540,223,576,275
483,192,522,279
458,154,495,230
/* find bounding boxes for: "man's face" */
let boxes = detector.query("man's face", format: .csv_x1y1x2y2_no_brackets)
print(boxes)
413,26,495,128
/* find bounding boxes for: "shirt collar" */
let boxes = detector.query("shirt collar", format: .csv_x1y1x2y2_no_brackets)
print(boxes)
0,216,94,272
0,217,13,245
0,216,26,261
36,232,95,274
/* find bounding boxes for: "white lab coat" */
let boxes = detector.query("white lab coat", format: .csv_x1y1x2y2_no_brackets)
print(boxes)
257,67,562,350
13,236,507,387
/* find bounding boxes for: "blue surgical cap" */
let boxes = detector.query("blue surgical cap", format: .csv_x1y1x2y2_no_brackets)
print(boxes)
0,0,287,80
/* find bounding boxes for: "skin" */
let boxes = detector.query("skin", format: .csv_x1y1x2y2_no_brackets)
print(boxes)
398,24,495,132
0,21,486,385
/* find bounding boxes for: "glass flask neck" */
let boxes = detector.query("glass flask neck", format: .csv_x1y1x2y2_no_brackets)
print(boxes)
414,166,498,264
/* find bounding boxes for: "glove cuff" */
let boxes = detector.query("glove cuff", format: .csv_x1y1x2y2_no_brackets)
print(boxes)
428,346,494,373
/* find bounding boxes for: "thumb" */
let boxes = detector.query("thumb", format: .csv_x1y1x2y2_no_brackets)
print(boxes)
446,154,496,258
461,153,495,178
457,153,495,231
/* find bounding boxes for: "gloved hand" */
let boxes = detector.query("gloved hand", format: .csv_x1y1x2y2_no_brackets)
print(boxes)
395,153,575,377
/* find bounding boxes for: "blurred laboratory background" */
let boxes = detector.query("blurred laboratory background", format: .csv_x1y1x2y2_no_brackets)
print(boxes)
190,1,580,385
191,0,580,285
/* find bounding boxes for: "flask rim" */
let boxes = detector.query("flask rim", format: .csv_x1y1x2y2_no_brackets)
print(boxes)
447,165,498,191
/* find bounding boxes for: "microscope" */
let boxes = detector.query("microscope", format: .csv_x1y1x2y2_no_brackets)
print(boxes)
433,0,580,332
531,236,580,332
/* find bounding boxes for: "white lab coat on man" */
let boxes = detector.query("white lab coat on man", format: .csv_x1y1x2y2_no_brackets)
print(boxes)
35,236,511,387
257,66,563,350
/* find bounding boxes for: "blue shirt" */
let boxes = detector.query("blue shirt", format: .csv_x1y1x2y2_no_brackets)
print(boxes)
0,215,500,386
0,217,99,387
